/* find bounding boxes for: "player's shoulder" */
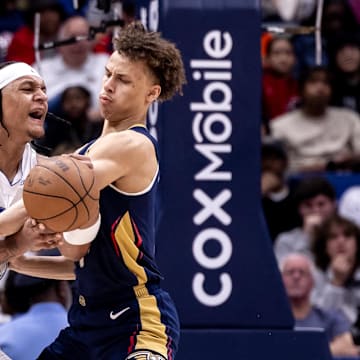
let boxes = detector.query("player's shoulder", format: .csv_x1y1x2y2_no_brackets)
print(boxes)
90,130,152,160
105,128,152,147
36,153,49,164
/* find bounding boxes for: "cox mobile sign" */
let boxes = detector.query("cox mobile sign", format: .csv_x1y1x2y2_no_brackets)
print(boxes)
138,0,293,329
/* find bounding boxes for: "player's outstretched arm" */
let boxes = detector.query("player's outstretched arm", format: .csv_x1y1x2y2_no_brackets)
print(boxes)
0,202,63,267
57,240,91,262
0,200,27,237
9,254,75,280
88,130,156,191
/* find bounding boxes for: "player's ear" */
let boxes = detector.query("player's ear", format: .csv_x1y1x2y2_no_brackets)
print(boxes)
147,85,161,103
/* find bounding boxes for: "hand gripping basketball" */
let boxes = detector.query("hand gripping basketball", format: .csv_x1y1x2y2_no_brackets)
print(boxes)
23,156,100,233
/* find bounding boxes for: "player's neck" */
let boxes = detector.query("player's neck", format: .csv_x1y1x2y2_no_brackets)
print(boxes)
0,142,27,182
102,118,147,134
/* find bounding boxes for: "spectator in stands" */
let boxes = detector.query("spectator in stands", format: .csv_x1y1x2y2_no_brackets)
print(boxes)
262,35,299,133
38,85,102,155
329,32,360,115
293,0,358,76
270,66,360,174
0,0,24,62
6,0,66,64
0,270,71,360
1,271,31,318
280,253,359,357
274,176,337,262
91,0,136,55
261,141,300,242
35,15,109,121
311,214,360,341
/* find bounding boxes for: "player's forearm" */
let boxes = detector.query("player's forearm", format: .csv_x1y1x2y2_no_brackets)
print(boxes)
9,254,76,280
0,200,28,237
0,235,26,264
58,241,90,262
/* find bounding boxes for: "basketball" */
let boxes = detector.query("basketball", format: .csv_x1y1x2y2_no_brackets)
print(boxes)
23,156,99,233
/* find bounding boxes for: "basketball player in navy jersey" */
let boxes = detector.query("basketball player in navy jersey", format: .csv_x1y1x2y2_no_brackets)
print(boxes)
33,22,186,360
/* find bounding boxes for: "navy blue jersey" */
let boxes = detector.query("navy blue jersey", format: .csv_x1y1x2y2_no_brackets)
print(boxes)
76,126,162,299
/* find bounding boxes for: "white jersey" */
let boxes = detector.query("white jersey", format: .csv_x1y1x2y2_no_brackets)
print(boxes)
0,143,37,212
0,143,37,282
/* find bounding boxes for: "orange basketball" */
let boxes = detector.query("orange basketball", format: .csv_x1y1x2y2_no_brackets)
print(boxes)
23,156,99,232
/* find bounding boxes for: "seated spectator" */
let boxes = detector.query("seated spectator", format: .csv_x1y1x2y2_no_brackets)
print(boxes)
34,15,109,122
270,66,360,174
0,269,71,360
261,141,300,242
0,0,24,62
6,0,66,64
311,214,360,343
262,35,299,132
329,32,360,114
274,176,337,262
37,85,102,155
1,271,31,318
0,270,31,326
91,0,136,55
280,253,359,357
293,0,358,76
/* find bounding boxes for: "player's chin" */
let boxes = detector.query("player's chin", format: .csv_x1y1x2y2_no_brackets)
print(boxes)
29,127,45,139
99,106,113,120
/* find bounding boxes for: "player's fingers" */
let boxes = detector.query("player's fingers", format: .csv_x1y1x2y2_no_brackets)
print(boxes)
44,240,58,249
44,233,62,242
35,222,60,235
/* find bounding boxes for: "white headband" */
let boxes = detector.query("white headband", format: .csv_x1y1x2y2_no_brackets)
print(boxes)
0,62,42,90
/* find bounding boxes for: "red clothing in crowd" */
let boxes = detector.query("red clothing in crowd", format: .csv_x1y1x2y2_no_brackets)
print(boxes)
6,26,35,64
262,67,299,121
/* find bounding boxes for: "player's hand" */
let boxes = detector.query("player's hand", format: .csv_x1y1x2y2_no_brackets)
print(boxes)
29,219,64,250
5,218,62,257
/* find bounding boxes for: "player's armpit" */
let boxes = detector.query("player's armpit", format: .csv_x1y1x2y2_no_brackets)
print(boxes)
0,200,28,237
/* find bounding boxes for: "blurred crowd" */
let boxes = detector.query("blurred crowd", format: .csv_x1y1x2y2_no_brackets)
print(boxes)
0,0,360,358
261,0,360,357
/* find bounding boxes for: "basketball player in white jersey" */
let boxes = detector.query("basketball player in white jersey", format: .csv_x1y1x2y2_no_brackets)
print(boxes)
0,61,63,279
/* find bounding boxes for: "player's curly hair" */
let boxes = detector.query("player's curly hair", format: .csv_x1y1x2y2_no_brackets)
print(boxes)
113,21,186,102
